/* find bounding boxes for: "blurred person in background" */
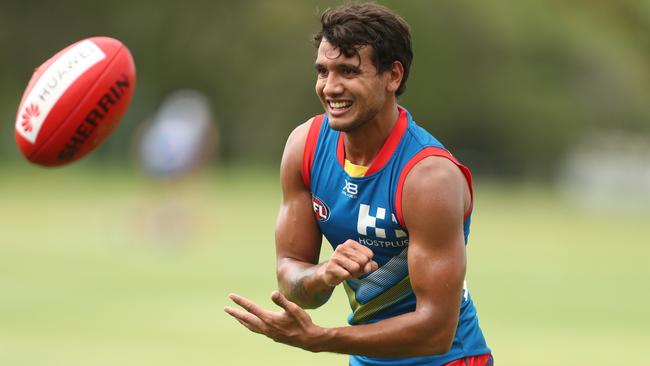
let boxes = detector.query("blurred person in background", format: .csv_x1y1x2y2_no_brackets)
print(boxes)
225,3,491,365
138,90,217,179
132,90,218,248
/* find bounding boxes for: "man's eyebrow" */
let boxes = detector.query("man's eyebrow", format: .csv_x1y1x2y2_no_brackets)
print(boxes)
340,63,361,70
313,62,361,70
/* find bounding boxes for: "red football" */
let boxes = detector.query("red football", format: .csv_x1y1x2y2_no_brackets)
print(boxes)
14,36,136,166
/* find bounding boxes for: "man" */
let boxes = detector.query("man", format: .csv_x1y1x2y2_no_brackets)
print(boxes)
224,3,492,365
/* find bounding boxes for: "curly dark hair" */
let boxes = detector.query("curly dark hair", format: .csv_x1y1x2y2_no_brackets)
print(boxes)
313,3,413,96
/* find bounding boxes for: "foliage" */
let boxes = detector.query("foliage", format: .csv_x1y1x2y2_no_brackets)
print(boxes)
0,0,648,177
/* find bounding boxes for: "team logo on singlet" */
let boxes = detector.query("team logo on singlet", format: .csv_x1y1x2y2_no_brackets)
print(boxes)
312,195,330,222
342,179,359,198
356,204,409,247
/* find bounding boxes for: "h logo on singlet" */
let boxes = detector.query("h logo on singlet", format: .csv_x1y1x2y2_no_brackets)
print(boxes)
357,204,407,239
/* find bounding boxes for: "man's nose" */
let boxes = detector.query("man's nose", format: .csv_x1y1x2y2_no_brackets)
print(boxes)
322,73,344,96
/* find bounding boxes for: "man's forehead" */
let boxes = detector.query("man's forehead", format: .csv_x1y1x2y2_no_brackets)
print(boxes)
315,39,371,64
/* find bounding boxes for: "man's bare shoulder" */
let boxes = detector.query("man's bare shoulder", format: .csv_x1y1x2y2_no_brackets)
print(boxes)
280,117,317,189
402,155,470,227
284,117,315,154
406,156,467,194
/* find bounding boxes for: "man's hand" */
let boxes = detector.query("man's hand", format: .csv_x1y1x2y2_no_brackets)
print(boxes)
317,239,379,287
224,291,326,352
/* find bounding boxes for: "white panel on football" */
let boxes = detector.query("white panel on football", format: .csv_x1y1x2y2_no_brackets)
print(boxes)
15,40,106,144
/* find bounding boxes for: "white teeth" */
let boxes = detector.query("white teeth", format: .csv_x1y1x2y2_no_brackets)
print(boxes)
329,101,352,109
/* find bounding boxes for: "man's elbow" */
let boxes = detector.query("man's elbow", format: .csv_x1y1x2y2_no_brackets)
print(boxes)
428,334,455,355
408,315,456,356
276,276,307,307
420,328,455,356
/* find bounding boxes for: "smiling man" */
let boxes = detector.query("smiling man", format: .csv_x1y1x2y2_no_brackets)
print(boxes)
224,3,492,365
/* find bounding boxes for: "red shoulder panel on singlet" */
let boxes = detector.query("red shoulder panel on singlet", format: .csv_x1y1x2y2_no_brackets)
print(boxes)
395,147,474,229
301,115,325,189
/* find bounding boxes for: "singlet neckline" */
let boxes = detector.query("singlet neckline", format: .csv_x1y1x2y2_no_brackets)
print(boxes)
335,106,409,177
344,159,369,177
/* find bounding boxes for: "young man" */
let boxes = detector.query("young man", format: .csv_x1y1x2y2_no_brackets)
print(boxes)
225,3,492,365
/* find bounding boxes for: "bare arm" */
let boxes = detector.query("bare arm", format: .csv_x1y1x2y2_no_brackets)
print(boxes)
226,155,471,357
275,120,377,309
274,119,329,309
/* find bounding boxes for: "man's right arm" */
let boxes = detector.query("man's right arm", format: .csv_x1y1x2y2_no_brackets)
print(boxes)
275,119,377,309
275,119,330,309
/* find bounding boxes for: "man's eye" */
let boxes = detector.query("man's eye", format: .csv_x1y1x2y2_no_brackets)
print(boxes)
317,68,328,78
342,68,357,76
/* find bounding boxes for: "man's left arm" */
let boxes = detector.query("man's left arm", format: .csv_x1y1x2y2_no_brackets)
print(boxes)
225,156,470,357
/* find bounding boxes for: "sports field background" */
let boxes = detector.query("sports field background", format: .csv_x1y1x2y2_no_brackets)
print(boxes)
1,164,648,366
1,1,649,364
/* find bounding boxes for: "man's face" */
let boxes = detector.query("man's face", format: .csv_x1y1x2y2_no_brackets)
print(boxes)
314,40,391,132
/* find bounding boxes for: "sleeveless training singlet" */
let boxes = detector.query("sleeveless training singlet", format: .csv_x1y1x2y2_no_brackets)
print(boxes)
302,107,490,366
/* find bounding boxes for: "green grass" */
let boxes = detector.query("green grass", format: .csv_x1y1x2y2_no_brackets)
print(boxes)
0,165,648,365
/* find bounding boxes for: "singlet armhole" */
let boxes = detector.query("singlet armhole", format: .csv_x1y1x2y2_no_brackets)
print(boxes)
395,147,474,230
301,115,325,189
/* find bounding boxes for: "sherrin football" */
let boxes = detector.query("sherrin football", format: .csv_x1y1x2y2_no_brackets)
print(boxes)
14,36,136,166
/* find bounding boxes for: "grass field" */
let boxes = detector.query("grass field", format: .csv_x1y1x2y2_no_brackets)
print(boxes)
1,164,648,365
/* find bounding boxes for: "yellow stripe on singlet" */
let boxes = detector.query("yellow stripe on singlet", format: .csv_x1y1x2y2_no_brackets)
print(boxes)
344,159,369,177
343,276,414,324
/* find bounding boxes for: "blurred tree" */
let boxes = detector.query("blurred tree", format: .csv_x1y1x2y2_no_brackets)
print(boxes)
0,0,648,178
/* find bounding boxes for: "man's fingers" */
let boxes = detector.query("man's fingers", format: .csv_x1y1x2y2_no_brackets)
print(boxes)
271,291,300,314
224,306,266,333
335,241,376,271
345,250,374,268
364,260,379,273
343,239,375,258
331,251,378,276
323,264,350,286
234,315,262,334
228,293,269,320
323,240,382,285
332,255,363,274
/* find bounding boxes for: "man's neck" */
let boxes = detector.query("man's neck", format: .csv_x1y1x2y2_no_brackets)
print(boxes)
343,103,400,167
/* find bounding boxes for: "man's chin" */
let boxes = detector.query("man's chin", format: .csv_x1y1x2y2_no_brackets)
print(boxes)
327,114,354,132
328,119,353,132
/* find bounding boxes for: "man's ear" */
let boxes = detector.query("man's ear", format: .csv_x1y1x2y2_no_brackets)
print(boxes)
386,61,404,93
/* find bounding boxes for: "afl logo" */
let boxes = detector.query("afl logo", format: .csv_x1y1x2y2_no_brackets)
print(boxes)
312,195,330,222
